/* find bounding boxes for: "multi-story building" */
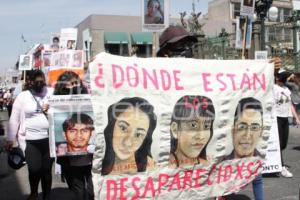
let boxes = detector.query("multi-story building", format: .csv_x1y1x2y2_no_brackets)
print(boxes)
202,0,293,55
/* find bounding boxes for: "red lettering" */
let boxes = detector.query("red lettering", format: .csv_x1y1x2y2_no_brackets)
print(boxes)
173,70,184,90
235,162,245,180
253,73,266,91
207,165,216,185
183,170,193,189
226,74,237,90
246,162,254,179
131,177,140,200
216,165,222,184
194,168,206,188
106,180,117,200
202,73,213,92
240,73,251,90
158,173,169,194
142,68,159,89
223,165,233,182
216,73,226,91
168,173,181,191
112,64,124,88
142,177,155,198
126,66,139,87
94,64,105,88
160,70,171,91
120,178,128,200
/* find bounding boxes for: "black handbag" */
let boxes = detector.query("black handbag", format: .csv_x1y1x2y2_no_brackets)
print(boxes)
7,147,26,170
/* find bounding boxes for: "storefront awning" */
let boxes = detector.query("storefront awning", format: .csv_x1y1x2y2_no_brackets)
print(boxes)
104,32,129,44
131,32,152,45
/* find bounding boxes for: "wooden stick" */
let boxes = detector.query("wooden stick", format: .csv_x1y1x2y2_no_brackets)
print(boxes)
242,16,248,60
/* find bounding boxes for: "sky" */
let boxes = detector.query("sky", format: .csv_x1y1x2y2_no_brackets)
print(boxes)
0,0,209,75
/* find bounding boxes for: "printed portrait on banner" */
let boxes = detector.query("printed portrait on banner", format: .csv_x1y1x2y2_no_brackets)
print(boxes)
18,54,33,71
48,95,94,157
101,97,157,175
89,53,274,199
50,34,60,52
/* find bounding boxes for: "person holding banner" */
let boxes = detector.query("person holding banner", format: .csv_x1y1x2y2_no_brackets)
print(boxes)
6,70,54,200
54,71,88,95
169,95,215,167
101,97,157,175
274,71,300,178
53,71,93,200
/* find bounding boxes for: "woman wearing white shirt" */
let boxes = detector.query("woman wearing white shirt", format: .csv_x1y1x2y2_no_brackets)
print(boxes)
274,71,300,178
6,70,53,200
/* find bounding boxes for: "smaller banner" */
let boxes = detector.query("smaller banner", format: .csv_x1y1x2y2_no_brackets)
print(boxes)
293,0,300,10
18,54,33,71
50,33,60,52
240,0,255,17
42,50,53,67
262,117,282,173
142,0,170,32
50,50,84,69
255,51,268,60
235,16,252,49
60,28,78,50
48,95,95,158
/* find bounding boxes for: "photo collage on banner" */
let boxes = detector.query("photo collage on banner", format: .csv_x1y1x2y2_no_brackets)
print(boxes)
48,95,94,157
89,53,274,199
142,0,170,32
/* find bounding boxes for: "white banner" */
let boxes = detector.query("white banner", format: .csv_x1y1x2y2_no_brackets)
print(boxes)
60,28,78,50
262,117,282,173
50,50,84,69
89,53,274,199
48,95,95,158
142,0,170,32
240,0,255,17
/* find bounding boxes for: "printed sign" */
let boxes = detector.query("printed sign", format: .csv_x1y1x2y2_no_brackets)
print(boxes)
293,0,300,10
50,50,84,69
48,95,95,157
236,16,252,49
142,0,170,32
262,117,282,173
18,54,33,71
89,53,274,199
60,28,78,50
50,33,60,52
240,0,255,17
255,51,268,60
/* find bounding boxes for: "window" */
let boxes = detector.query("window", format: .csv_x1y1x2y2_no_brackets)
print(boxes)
233,3,240,19
105,44,129,56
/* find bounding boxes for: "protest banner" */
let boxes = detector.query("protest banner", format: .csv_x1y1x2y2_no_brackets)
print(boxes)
18,54,33,71
236,16,252,49
47,50,85,86
60,28,78,50
240,0,255,17
89,53,274,199
48,95,94,158
142,0,169,32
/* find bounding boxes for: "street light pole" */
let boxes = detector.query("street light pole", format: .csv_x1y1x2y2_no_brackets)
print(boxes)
291,11,300,73
255,0,273,50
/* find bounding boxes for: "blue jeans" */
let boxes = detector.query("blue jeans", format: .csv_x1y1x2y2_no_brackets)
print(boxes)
252,174,264,200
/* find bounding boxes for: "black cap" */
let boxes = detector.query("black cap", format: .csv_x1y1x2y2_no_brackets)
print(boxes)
157,25,197,57
7,147,26,170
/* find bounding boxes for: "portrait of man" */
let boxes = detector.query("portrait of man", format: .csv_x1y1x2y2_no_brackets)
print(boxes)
51,36,60,52
61,113,94,154
228,97,263,159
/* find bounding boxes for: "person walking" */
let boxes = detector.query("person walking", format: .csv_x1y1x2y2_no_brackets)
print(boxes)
5,70,54,200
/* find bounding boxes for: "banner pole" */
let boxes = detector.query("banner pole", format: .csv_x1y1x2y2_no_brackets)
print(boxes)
241,17,248,60
152,32,157,57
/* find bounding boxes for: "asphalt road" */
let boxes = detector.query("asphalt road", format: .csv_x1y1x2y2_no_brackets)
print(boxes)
0,110,299,200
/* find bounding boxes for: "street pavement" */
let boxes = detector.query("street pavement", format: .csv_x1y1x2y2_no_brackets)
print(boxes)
0,110,300,200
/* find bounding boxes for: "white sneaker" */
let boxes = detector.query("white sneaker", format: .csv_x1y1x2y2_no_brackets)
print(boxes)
281,166,293,178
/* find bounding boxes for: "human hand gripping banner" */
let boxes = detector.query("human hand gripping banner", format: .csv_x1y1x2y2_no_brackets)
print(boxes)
89,53,274,199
